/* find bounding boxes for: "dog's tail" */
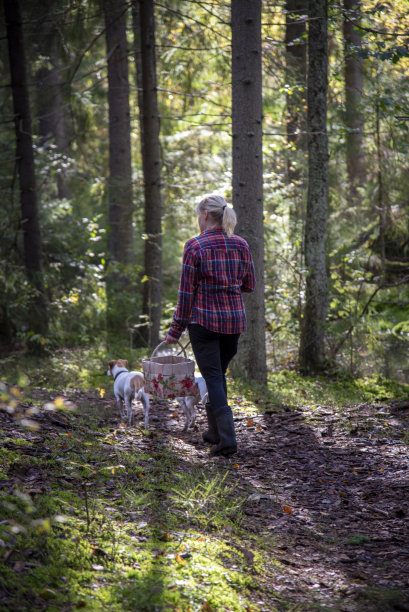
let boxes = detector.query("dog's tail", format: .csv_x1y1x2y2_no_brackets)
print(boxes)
130,373,145,393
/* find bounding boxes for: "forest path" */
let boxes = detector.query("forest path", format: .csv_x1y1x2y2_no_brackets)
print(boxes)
142,392,409,610
1,383,409,611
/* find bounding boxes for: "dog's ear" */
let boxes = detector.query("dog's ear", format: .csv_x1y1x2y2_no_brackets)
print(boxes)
108,360,116,370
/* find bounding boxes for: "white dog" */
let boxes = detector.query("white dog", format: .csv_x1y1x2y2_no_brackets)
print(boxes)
176,376,208,431
107,359,149,428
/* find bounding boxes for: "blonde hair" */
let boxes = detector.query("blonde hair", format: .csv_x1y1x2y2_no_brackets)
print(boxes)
196,195,237,236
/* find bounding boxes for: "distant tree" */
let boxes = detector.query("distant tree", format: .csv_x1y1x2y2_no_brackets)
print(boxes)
4,0,48,337
231,0,267,384
285,0,307,183
284,0,307,274
343,0,366,206
299,0,328,372
34,2,72,201
103,0,134,343
133,0,163,348
131,0,144,144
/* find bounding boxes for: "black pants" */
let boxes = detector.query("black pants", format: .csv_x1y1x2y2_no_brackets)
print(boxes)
188,324,240,415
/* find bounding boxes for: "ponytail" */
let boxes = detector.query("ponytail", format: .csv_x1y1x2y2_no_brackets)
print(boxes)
222,205,237,236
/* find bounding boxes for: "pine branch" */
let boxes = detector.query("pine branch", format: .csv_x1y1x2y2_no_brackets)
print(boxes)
343,12,409,38
155,1,230,41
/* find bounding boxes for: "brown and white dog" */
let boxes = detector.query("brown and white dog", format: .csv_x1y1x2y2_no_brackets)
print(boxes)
107,359,149,428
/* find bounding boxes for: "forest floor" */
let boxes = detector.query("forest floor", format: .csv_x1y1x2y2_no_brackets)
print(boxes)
0,347,409,611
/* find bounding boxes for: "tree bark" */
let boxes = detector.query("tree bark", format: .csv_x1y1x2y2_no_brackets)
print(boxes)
343,0,366,205
285,0,307,182
131,1,144,149
35,36,72,200
103,0,134,342
231,0,266,385
4,0,48,336
135,0,163,348
299,0,329,372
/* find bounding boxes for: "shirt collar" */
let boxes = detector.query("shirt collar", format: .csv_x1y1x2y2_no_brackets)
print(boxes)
201,227,224,235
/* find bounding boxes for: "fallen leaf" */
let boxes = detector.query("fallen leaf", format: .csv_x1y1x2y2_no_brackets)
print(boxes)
54,397,65,409
13,561,25,572
283,506,292,514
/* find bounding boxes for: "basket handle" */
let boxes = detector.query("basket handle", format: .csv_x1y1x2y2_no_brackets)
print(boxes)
151,340,189,358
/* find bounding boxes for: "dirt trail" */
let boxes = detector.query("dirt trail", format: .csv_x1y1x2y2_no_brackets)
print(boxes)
152,395,409,610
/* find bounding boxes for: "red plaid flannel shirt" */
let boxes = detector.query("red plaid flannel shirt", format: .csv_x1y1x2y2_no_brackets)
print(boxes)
168,228,255,340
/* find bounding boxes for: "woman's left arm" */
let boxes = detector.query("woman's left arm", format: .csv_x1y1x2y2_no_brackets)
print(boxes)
241,248,256,293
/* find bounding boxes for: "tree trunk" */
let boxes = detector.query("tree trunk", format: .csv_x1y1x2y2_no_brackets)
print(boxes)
299,0,329,373
36,45,72,200
285,0,307,182
104,0,134,343
131,1,144,149
135,0,163,348
4,0,48,337
343,0,366,205
285,0,307,324
231,0,266,385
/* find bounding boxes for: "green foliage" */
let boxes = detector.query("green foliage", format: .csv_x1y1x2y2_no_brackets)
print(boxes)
0,260,43,344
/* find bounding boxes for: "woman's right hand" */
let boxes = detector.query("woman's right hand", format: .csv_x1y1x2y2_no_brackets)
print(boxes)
164,333,178,344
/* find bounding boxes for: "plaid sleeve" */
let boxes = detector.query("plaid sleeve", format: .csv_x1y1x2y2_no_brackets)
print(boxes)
167,243,199,340
241,247,256,293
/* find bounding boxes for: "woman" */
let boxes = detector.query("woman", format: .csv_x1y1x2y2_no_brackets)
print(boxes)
164,195,255,456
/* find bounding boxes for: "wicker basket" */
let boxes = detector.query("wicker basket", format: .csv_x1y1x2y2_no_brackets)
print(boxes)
142,341,198,399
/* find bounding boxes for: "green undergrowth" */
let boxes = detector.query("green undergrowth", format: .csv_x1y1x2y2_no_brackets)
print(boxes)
1,345,407,411
0,344,147,395
230,369,409,414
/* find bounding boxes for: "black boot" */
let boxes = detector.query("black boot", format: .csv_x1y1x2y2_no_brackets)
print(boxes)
202,403,219,444
210,407,237,457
